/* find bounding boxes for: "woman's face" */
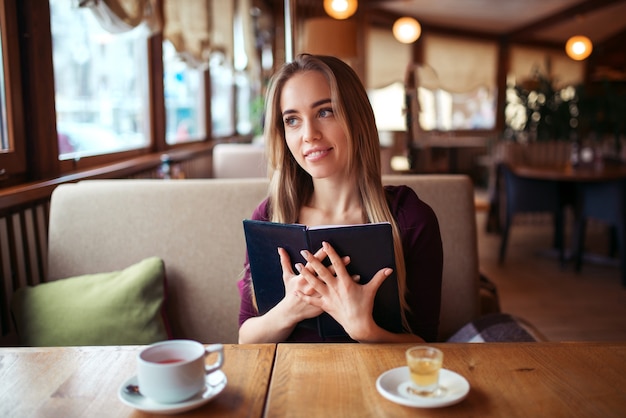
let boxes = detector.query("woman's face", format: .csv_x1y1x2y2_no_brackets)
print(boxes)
280,70,349,180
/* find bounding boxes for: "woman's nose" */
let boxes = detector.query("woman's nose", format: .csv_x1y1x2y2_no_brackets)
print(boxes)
302,120,321,142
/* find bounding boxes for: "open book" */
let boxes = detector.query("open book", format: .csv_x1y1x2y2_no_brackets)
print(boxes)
243,219,402,338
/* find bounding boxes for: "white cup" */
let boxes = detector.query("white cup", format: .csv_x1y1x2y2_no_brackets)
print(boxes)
137,339,224,404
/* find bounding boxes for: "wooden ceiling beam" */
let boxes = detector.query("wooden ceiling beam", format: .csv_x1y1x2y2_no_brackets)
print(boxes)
506,0,625,41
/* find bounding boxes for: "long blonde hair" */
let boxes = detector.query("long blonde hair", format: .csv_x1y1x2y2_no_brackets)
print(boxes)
263,54,411,332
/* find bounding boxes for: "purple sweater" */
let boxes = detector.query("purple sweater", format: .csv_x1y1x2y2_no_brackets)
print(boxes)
237,185,443,342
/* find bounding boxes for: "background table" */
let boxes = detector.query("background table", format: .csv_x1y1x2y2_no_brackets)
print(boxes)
511,163,626,285
0,344,275,418
267,342,626,417
511,163,626,182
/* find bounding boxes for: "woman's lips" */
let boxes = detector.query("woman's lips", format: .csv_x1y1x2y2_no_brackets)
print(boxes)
304,148,332,161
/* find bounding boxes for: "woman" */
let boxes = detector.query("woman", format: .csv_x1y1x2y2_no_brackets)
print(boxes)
238,54,443,343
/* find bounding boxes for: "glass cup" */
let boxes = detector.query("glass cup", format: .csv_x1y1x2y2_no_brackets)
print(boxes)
405,346,444,397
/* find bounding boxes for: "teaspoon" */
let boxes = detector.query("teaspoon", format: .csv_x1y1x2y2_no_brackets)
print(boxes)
124,384,142,396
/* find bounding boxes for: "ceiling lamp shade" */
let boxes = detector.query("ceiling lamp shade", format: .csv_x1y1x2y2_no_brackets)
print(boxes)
393,17,421,44
565,35,593,61
301,18,357,58
324,0,358,20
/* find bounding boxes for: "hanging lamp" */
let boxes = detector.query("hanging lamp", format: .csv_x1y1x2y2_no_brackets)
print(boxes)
565,35,593,61
393,17,421,44
324,0,358,20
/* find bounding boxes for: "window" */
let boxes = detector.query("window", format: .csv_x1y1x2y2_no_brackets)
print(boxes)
366,27,411,89
368,82,406,133
50,0,150,160
418,85,496,131
509,45,584,89
367,29,497,133
505,46,585,141
210,53,235,137
420,34,498,131
163,40,206,144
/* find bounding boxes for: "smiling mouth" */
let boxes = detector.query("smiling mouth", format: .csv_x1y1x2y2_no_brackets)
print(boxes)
304,148,332,160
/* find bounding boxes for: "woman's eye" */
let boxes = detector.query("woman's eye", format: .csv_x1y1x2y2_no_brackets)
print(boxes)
284,117,297,126
319,108,334,118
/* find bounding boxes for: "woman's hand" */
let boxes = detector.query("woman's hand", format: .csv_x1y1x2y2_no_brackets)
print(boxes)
295,241,393,341
277,246,325,322
239,242,422,344
277,245,356,318
239,246,331,343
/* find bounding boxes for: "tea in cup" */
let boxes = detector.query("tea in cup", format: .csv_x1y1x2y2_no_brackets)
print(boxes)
405,346,444,397
137,339,224,404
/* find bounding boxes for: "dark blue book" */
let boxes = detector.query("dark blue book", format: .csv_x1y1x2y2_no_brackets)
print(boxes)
243,219,402,338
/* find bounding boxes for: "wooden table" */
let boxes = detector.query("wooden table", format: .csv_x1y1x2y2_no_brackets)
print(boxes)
510,162,626,285
0,344,275,418
2,342,626,417
511,163,626,183
267,342,626,417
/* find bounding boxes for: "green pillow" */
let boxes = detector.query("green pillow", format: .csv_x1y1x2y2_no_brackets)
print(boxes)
11,257,171,346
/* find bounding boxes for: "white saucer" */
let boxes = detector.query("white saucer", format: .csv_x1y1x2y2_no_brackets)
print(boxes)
376,367,469,408
118,370,227,415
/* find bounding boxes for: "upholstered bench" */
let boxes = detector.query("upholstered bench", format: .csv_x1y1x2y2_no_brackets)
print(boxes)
10,175,542,346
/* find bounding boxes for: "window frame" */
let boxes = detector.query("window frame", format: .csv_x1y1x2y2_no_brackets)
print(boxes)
51,4,163,173
7,1,214,181
0,0,26,183
0,0,258,186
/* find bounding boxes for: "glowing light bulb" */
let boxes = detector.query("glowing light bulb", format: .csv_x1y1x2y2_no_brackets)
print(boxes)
393,17,421,44
565,35,593,61
324,0,358,20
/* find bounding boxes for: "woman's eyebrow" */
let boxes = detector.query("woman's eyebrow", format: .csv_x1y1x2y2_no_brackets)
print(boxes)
311,98,331,108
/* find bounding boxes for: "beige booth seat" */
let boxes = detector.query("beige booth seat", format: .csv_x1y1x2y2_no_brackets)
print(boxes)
47,175,479,343
212,143,268,178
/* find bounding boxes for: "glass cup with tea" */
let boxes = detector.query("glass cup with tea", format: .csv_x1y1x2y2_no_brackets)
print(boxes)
137,339,224,404
405,346,445,397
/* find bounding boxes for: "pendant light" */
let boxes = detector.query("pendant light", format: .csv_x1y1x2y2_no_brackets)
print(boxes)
565,35,593,61
324,0,358,20
393,17,421,44
302,18,357,58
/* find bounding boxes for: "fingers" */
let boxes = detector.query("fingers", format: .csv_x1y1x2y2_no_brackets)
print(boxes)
311,246,327,261
367,268,393,292
299,242,359,281
279,247,320,297
297,249,332,292
298,242,382,287
293,263,321,296
321,241,349,277
299,248,328,276
278,247,295,276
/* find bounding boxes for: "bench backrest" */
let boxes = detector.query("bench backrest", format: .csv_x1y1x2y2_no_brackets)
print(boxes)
47,175,478,342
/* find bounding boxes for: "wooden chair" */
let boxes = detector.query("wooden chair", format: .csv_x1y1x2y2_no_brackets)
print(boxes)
498,163,567,265
573,178,626,286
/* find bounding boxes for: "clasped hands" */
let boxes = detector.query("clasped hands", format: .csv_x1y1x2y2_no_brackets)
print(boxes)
278,241,393,340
